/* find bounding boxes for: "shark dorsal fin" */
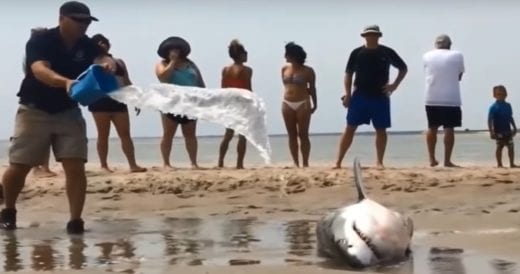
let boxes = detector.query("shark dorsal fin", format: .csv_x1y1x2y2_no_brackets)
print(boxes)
353,157,367,201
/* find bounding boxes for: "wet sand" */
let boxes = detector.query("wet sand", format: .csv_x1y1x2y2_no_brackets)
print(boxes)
1,163,520,273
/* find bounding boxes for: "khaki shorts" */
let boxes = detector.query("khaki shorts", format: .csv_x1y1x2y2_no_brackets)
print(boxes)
8,104,88,166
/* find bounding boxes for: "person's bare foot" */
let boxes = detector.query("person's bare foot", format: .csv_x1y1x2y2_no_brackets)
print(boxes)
444,162,460,168
430,159,439,167
497,164,504,168
191,164,206,170
163,164,175,171
236,165,244,170
510,163,519,168
101,166,114,173
33,167,58,178
376,162,385,170
130,166,147,173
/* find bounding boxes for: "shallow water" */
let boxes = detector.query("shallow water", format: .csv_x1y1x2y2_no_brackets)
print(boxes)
0,217,518,273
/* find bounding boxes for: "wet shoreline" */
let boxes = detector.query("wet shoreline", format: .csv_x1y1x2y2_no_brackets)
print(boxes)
1,216,519,273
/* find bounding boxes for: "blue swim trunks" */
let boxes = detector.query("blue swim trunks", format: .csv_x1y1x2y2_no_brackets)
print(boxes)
346,91,391,128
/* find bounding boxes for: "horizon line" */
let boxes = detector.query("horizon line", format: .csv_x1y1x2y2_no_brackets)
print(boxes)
100,128,491,140
0,129,489,142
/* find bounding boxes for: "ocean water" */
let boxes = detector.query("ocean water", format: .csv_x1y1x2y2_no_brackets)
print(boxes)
0,131,504,168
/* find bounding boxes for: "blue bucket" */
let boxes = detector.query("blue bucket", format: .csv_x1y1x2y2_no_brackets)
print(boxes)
69,64,119,106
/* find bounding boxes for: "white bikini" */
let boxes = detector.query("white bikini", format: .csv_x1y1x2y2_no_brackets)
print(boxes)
283,99,308,111
283,74,309,111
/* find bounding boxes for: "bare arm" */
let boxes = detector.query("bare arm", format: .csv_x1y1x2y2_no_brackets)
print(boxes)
459,53,465,81
392,68,408,89
244,67,253,91
32,55,114,93
221,67,228,88
511,118,517,135
307,67,317,112
281,66,287,86
341,72,354,108
385,49,408,93
93,55,117,75
115,58,132,86
488,119,494,134
155,60,175,83
488,115,496,139
344,72,353,96
31,61,74,91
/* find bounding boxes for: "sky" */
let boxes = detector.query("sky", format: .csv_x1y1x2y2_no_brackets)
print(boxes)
1,0,520,139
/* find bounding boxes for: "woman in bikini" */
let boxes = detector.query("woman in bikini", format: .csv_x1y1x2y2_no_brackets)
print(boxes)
218,39,253,169
281,42,317,167
88,34,146,173
155,36,205,169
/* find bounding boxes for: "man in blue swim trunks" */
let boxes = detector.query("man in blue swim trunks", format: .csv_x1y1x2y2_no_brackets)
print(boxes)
335,25,407,168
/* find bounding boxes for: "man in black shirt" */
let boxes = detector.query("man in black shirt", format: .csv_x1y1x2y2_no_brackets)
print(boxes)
335,25,408,168
0,1,109,234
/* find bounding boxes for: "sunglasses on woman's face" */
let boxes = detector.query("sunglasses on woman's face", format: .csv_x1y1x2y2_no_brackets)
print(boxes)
69,16,92,25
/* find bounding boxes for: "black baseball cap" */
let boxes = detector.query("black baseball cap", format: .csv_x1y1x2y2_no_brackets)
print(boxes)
60,1,98,21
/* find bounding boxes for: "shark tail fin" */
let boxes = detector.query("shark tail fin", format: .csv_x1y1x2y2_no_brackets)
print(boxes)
353,157,367,201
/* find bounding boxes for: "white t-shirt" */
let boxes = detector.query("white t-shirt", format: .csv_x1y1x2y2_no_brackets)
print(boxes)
423,49,465,106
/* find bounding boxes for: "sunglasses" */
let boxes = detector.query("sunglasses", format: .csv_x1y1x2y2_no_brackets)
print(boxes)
68,16,92,25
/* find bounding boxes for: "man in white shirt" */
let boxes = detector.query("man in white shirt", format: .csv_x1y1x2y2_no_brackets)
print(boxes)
423,34,464,167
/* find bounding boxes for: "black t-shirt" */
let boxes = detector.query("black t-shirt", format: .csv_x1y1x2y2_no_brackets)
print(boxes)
18,27,98,113
345,45,407,97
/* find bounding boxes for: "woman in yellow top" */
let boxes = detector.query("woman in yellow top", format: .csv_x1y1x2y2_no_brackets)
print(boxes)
218,40,252,169
281,42,317,167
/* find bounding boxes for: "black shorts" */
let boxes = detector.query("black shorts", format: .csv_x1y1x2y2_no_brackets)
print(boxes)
425,106,462,128
165,114,196,125
88,97,128,113
496,132,514,147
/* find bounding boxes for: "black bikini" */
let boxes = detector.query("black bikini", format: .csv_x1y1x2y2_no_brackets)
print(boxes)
87,60,128,113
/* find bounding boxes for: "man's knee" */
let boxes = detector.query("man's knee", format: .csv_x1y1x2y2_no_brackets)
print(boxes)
61,159,86,175
428,127,438,133
444,127,455,133
375,128,387,134
3,164,32,181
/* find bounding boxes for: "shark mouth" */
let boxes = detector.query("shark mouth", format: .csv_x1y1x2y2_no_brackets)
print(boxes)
353,222,382,260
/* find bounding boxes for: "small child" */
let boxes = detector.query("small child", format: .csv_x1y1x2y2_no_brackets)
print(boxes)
488,85,518,168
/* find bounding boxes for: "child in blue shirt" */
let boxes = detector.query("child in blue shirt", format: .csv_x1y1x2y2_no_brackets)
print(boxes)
488,85,518,167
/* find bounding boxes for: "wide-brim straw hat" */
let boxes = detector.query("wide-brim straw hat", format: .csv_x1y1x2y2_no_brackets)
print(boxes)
157,36,191,59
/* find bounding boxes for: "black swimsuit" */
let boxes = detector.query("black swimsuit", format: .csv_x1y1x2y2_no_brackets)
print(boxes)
87,60,128,113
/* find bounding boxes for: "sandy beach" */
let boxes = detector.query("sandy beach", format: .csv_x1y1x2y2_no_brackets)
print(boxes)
1,163,520,273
